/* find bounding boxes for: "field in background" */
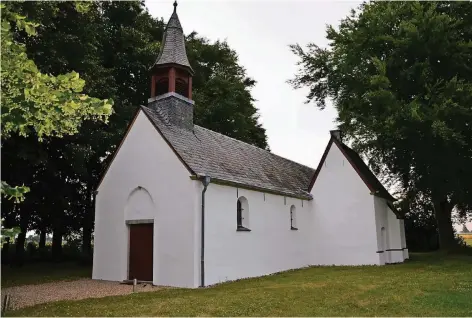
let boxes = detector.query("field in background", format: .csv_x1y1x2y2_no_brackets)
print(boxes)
459,234,472,246
6,253,472,317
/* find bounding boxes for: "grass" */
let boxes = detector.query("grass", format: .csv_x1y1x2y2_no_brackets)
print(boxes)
465,238,472,246
6,253,472,317
1,262,91,288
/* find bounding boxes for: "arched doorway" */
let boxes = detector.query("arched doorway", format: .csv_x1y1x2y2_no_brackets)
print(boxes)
125,187,155,282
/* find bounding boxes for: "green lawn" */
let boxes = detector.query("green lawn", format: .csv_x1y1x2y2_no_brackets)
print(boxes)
6,253,472,317
1,262,91,288
464,238,472,246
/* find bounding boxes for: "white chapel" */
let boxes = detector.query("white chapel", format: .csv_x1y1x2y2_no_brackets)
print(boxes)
92,2,408,288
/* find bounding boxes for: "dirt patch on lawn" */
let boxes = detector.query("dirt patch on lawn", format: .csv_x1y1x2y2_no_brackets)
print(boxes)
1,279,161,310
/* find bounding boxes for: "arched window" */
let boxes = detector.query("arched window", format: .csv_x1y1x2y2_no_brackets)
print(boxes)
290,205,298,230
155,78,169,96
237,196,250,231
175,78,188,98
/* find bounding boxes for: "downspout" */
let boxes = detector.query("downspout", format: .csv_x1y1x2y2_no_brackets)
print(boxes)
200,175,211,287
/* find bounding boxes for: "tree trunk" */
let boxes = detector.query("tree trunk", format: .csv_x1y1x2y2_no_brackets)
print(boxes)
39,229,47,260
14,213,29,267
52,227,63,262
433,199,456,251
39,230,46,250
14,226,27,267
82,222,92,260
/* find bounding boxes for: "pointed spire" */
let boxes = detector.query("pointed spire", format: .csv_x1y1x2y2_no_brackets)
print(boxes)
151,1,193,73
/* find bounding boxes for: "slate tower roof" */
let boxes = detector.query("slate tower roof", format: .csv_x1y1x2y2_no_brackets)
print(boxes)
152,1,193,73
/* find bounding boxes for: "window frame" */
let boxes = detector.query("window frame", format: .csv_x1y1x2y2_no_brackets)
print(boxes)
290,205,298,230
236,197,251,232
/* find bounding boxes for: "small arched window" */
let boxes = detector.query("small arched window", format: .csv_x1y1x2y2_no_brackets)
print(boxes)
155,78,169,96
290,205,298,230
237,196,250,231
175,78,188,98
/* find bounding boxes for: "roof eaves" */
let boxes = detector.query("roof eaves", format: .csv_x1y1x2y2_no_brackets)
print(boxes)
190,175,313,201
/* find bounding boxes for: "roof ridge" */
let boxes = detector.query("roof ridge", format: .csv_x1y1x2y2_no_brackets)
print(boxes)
140,105,315,198
141,105,314,171
194,124,315,172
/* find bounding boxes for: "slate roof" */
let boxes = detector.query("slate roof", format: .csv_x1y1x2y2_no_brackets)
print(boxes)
152,4,193,72
141,106,315,199
309,133,395,202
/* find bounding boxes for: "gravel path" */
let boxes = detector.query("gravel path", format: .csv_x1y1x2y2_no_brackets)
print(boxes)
1,279,161,310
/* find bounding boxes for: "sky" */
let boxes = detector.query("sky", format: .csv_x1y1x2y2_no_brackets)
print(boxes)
145,0,470,231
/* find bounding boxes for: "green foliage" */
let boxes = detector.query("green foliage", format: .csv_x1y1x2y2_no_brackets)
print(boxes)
290,1,472,249
1,181,30,203
1,4,113,140
1,0,268,255
0,223,21,243
400,193,439,252
1,3,113,202
188,34,267,148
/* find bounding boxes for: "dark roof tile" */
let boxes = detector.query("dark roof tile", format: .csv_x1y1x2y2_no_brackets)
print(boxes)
152,9,193,71
141,106,315,199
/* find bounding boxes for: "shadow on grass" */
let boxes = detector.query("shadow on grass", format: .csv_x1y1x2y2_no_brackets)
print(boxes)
1,262,91,288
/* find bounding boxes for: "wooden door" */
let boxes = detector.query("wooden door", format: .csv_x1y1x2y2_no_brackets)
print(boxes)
128,223,153,281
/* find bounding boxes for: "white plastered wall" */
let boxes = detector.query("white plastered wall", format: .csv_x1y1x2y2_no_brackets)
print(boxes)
374,196,406,264
202,183,313,286
373,196,389,265
93,110,199,288
311,142,380,265
387,206,404,263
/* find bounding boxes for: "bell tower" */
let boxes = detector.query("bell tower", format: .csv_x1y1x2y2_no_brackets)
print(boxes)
148,1,195,130
150,1,194,100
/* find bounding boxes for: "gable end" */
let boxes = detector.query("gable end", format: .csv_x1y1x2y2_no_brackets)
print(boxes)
309,136,395,202
96,107,196,191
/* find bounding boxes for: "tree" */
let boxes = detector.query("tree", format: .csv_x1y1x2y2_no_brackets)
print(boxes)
187,33,268,149
4,0,268,261
1,3,113,201
290,1,472,250
1,3,113,263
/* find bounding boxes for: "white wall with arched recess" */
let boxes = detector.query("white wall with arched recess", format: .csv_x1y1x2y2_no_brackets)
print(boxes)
125,187,155,221
237,196,250,228
93,110,200,288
